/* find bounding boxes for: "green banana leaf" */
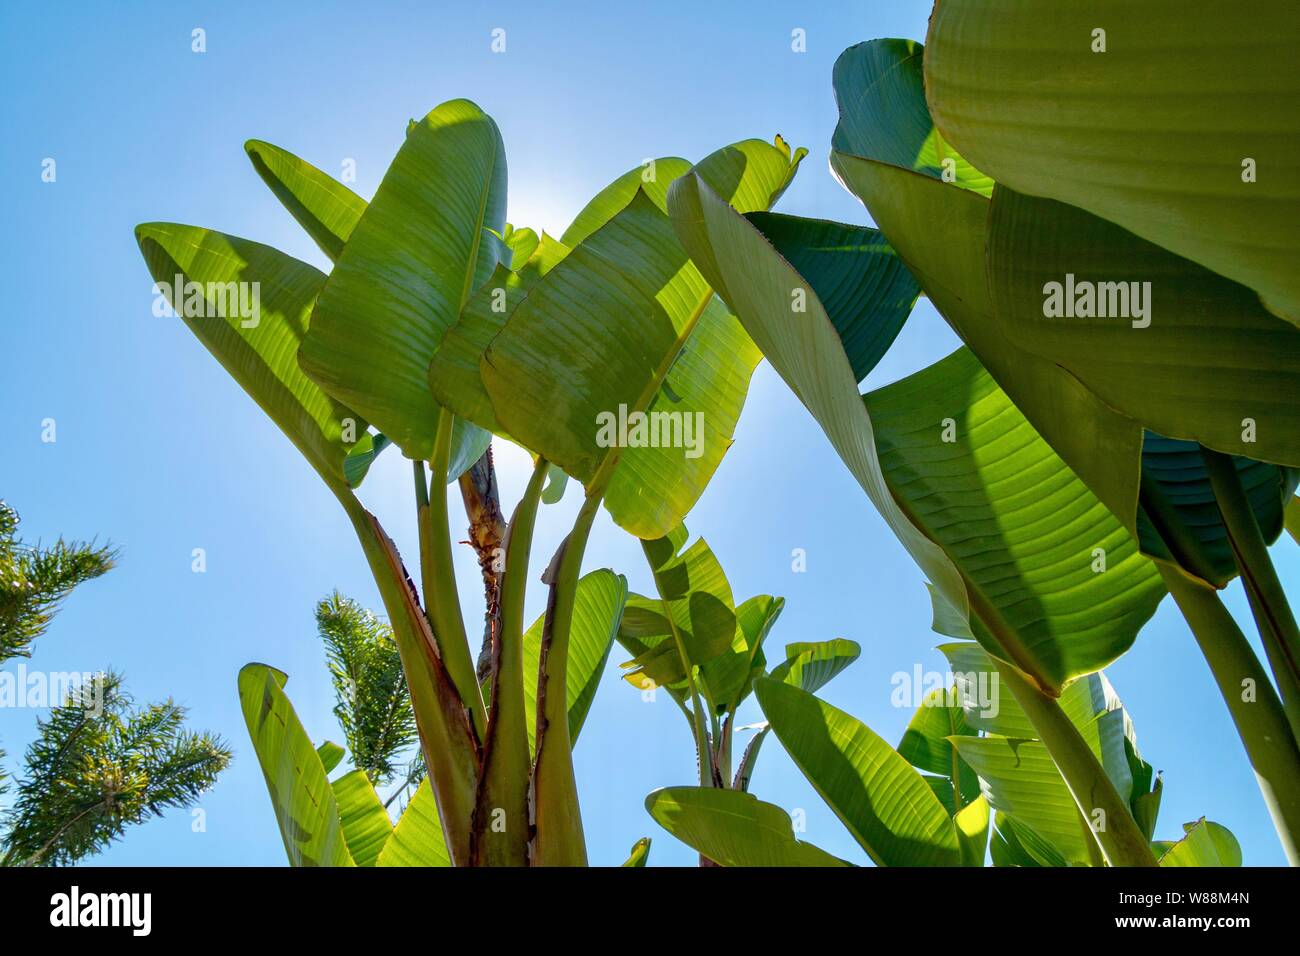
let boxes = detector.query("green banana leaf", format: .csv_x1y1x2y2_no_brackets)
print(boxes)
924,0,1300,325
479,140,800,539
831,38,992,197
867,348,1166,689
990,811,1066,868
985,187,1300,468
645,786,848,867
831,37,1298,588
955,796,990,867
300,99,506,460
1156,819,1243,867
755,678,962,866
429,234,571,438
522,569,628,754
768,639,861,694
561,158,694,248
331,769,393,867
1140,436,1299,587
135,224,364,492
896,687,981,810
621,837,651,867
246,135,491,480
698,594,783,712
501,224,539,268
620,532,737,689
343,432,392,488
743,212,920,382
237,664,354,867
315,740,345,774
375,779,452,867
244,139,366,261
938,643,1180,866
667,170,971,653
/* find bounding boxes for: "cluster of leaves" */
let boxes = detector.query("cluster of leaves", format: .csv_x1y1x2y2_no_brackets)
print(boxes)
2,673,229,866
316,591,416,786
650,9,1298,866
135,1,1297,867
139,78,809,866
0,499,115,662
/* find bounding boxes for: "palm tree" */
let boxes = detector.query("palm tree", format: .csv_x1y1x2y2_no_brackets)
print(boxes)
0,499,230,866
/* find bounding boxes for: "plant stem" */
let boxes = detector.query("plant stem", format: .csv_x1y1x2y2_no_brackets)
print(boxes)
993,660,1159,867
417,412,486,739
335,489,479,865
458,447,508,682
1201,447,1300,742
1157,562,1300,864
530,492,602,866
641,539,715,788
471,456,548,866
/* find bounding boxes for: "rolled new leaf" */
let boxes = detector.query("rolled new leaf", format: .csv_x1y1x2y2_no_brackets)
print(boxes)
237,664,354,867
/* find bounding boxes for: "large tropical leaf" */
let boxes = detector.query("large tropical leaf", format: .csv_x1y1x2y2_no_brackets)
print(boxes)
561,158,694,249
1156,819,1243,867
1139,436,1299,587
135,224,363,491
429,235,570,438
300,99,507,460
940,643,1157,866
375,780,451,867
755,678,962,866
330,769,393,867
867,348,1166,689
620,532,737,690
244,139,366,261
644,786,848,867
667,170,971,649
985,187,1300,468
924,0,1300,325
673,167,1168,692
237,664,354,867
698,594,784,712
743,212,920,383
897,687,981,810
829,38,1146,535
768,639,860,694
522,569,628,754
831,38,991,197
480,140,800,539
830,37,1300,589
952,736,1106,867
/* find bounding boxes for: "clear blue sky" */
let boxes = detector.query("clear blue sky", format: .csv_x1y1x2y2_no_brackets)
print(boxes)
2,0,1294,866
